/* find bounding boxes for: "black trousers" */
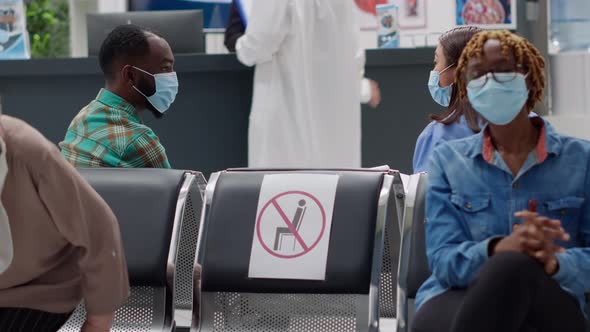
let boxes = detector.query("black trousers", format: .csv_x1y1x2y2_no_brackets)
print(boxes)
412,252,587,332
0,308,71,332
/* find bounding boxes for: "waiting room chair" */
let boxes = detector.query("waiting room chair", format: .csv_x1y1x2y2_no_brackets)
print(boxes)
396,173,429,332
191,168,404,332
59,168,205,332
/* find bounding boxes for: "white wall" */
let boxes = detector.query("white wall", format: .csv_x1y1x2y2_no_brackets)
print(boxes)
97,0,127,12
550,52,590,115
544,115,590,140
68,0,128,57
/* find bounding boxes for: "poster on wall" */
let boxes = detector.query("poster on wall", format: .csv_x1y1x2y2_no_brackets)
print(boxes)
355,0,389,30
456,0,517,29
356,0,426,30
393,0,427,29
0,0,29,59
377,4,399,48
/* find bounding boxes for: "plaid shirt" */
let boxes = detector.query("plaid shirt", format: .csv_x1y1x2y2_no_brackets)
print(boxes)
59,89,171,168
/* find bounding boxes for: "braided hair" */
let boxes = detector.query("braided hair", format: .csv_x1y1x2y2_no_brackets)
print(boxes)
455,30,545,112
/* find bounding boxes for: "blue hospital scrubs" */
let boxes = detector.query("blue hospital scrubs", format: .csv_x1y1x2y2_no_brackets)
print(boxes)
413,115,476,173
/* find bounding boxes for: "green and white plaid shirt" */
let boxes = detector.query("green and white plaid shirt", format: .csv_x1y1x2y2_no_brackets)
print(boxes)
59,89,171,168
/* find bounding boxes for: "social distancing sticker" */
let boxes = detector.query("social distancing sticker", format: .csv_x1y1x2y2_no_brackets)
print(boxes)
248,174,339,280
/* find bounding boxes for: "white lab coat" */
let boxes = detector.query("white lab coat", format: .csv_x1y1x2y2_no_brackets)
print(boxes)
236,0,371,168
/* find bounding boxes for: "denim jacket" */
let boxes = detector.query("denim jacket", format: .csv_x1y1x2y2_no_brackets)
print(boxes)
416,118,590,314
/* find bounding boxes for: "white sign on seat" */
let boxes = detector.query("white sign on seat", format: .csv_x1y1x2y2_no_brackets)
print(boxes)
248,174,339,280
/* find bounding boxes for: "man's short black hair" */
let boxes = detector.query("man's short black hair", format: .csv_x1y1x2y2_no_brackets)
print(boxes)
99,24,155,81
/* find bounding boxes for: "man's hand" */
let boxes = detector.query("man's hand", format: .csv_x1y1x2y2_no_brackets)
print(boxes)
81,313,115,332
368,79,381,108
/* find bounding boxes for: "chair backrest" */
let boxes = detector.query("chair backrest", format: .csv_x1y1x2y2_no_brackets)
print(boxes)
396,173,429,332
193,169,401,332
59,168,199,332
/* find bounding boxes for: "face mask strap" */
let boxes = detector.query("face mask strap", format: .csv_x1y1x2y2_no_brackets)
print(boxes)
131,66,155,77
440,63,455,74
131,67,155,101
132,85,149,99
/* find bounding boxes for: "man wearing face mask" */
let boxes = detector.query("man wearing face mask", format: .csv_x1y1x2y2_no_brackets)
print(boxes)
60,24,177,168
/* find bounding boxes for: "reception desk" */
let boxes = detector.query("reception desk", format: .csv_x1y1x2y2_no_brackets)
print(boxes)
0,48,438,176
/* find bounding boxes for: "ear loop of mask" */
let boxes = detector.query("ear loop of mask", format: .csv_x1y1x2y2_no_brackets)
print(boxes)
129,66,154,99
440,63,455,74
131,66,155,77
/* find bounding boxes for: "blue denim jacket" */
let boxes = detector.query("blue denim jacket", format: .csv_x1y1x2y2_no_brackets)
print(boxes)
415,118,590,314
413,113,538,173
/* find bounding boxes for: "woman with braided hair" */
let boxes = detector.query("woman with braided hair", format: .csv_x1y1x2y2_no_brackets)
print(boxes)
412,30,589,332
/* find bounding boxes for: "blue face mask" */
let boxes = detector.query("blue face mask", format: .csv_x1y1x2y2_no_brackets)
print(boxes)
467,72,529,126
428,64,454,107
132,66,179,114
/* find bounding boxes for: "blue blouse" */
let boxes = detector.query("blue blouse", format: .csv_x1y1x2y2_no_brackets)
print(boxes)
413,115,476,173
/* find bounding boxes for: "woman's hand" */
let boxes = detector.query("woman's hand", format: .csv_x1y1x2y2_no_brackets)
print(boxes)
493,211,569,275
514,211,569,274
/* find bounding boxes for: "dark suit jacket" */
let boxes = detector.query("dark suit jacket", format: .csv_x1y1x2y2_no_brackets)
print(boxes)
224,0,246,52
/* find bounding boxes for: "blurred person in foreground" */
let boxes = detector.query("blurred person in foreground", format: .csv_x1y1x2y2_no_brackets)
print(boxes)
0,115,129,331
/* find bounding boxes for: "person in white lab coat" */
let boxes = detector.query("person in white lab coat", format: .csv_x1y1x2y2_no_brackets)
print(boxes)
236,0,381,168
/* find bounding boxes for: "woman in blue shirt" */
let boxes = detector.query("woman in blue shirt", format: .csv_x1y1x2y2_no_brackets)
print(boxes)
413,26,483,172
412,30,589,332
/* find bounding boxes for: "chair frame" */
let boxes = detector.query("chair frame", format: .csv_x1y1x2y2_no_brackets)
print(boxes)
169,171,207,328
379,172,406,319
396,173,427,332
191,168,401,332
